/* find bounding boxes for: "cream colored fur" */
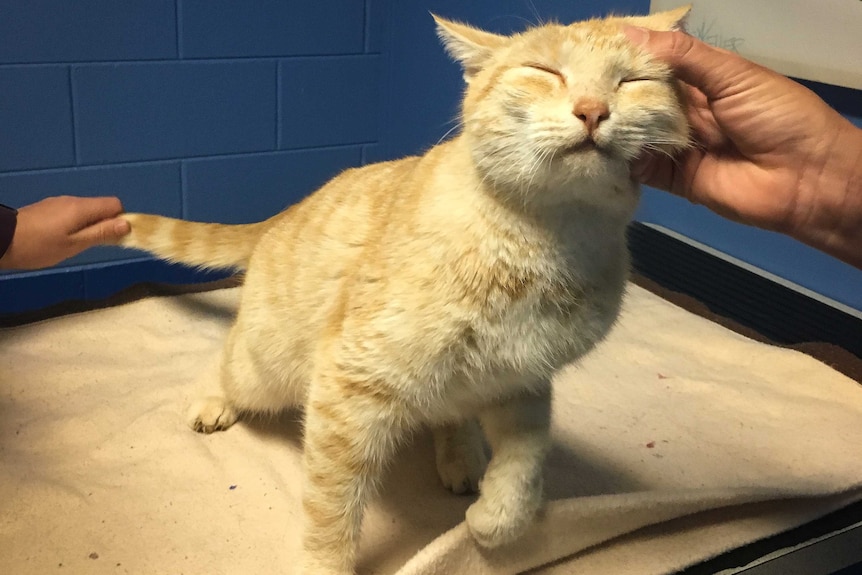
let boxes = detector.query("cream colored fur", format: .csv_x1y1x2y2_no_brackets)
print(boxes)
118,8,690,574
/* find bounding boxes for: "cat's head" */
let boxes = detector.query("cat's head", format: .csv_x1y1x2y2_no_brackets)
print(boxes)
435,6,691,212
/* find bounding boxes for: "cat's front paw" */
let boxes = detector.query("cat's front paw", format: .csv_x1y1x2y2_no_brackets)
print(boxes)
465,486,541,548
437,445,487,495
434,422,488,494
187,396,238,433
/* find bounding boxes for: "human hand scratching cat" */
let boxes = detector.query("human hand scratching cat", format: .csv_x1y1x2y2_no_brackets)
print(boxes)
625,27,862,269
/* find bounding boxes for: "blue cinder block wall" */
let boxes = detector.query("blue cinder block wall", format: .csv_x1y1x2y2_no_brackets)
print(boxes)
0,0,384,312
1,1,860,315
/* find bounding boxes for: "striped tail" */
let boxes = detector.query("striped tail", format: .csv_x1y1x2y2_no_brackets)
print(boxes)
118,213,269,271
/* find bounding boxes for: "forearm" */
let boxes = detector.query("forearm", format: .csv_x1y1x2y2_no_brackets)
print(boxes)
793,120,862,269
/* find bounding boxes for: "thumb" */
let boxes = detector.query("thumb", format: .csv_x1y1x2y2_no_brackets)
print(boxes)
74,217,131,247
623,27,752,100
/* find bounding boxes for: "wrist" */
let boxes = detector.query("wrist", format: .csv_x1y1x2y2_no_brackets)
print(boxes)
0,203,17,268
793,120,862,268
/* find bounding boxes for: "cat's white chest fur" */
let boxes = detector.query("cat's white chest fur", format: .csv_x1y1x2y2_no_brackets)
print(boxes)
413,224,628,421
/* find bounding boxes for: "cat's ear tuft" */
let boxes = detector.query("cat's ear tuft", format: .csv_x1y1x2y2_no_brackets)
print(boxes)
432,14,507,80
622,4,691,32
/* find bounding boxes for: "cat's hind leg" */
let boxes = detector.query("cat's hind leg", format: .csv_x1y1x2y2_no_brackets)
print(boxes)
188,395,238,433
433,419,488,494
188,323,300,434
466,387,551,548
187,340,246,434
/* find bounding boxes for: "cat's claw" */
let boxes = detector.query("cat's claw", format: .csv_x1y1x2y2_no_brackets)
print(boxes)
187,396,238,434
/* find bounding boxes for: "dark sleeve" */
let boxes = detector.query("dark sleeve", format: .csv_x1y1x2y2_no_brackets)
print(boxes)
0,203,18,260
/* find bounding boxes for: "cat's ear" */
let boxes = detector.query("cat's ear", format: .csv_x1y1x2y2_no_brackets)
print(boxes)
432,14,507,80
622,4,691,32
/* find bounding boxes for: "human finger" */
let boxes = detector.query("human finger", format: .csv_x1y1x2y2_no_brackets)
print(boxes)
66,196,126,230
72,217,131,247
622,27,758,100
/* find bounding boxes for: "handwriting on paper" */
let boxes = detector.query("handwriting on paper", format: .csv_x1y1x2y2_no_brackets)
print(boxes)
691,18,745,52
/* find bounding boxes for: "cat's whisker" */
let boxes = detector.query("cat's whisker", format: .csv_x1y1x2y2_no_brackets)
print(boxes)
435,121,464,147
525,0,546,27
522,148,542,191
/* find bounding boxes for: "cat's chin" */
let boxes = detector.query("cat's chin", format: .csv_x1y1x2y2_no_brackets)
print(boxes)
553,148,627,181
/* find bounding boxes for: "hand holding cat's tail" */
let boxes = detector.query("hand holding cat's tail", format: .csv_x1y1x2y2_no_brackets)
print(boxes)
118,213,268,271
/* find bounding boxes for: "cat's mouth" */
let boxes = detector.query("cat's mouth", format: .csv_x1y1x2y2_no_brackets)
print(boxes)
560,139,610,157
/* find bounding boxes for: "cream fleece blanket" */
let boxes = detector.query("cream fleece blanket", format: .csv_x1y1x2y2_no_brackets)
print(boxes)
1,284,860,575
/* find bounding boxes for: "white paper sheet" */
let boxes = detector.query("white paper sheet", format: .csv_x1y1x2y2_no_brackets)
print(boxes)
650,0,862,90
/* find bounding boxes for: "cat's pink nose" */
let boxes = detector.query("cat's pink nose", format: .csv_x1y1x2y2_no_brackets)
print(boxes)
573,98,610,135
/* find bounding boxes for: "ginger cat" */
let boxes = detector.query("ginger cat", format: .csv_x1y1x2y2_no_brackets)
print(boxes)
118,7,689,574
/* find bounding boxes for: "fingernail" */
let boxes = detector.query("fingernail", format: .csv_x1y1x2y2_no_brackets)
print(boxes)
114,218,131,235
622,25,650,46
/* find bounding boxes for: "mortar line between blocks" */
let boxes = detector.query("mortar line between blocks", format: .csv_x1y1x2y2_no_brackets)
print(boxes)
68,66,80,165
276,62,283,149
363,0,371,53
175,0,184,58
180,161,187,219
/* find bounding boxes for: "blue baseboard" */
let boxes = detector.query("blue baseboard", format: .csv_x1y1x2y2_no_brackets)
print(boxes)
0,258,231,315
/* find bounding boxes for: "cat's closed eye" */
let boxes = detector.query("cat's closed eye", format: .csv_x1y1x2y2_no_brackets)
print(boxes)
617,77,654,86
524,63,566,83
